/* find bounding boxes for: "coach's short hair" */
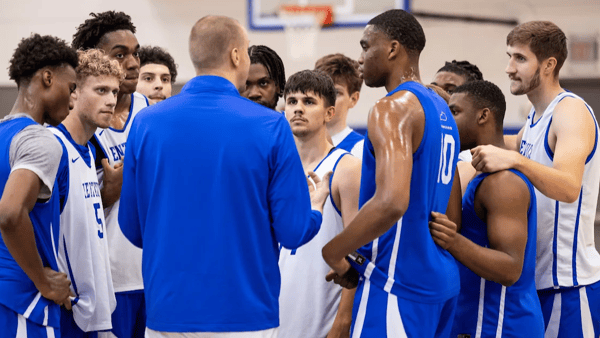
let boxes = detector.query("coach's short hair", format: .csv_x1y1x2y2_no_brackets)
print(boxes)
453,80,506,130
368,9,425,56
9,34,78,87
72,11,136,50
139,46,178,83
437,60,484,83
315,53,362,95
507,21,567,77
284,70,336,108
76,49,124,84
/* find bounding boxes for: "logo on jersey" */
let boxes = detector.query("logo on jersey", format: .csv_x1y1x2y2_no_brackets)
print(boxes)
440,111,448,121
109,142,126,162
72,157,80,163
520,140,534,159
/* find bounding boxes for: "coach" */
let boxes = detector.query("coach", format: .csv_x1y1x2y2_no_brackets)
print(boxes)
118,15,329,337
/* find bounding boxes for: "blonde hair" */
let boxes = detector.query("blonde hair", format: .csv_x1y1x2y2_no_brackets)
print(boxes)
76,49,124,83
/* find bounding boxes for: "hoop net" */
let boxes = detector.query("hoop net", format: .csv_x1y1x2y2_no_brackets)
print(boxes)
279,5,333,61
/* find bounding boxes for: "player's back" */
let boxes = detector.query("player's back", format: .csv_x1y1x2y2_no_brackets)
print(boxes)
357,81,460,302
452,169,544,337
123,75,318,332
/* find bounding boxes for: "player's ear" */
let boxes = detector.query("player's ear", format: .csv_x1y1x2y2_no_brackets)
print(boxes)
478,107,490,126
349,91,360,108
543,57,557,77
388,40,401,60
41,68,53,88
325,105,335,123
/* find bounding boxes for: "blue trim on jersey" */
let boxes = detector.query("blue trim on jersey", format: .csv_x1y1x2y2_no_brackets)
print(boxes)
53,124,93,168
585,104,598,164
573,188,584,286
530,111,544,128
553,201,560,287
62,236,80,301
108,93,136,133
55,138,70,214
93,134,109,160
336,131,364,153
143,94,150,107
544,117,554,160
329,152,349,217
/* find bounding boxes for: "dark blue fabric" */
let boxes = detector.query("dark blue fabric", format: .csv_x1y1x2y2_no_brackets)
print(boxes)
336,130,364,153
118,75,322,332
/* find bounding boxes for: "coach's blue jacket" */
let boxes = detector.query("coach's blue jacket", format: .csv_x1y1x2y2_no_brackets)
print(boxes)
119,75,322,332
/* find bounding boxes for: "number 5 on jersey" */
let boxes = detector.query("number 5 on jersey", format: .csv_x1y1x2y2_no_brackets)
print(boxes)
93,202,105,239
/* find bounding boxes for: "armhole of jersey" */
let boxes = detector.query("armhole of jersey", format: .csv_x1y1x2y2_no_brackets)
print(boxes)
55,137,70,213
585,104,598,164
91,135,107,169
544,117,554,160
329,153,349,217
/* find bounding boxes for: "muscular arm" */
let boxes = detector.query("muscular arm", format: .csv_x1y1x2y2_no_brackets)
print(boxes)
472,98,595,203
322,92,423,273
434,171,529,286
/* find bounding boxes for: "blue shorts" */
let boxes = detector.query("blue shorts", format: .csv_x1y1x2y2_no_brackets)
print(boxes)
538,279,600,338
350,278,457,338
0,302,59,338
109,290,145,338
60,307,98,338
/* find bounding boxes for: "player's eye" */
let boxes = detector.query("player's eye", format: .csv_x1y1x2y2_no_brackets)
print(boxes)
133,52,140,58
144,76,152,81
259,81,268,87
97,88,106,94
162,77,170,83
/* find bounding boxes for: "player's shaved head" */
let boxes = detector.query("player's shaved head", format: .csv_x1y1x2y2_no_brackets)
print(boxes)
189,16,246,71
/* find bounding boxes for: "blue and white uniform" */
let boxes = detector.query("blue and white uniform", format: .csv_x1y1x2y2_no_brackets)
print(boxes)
0,114,63,337
349,82,460,338
279,148,349,338
93,92,148,338
519,91,600,337
332,126,364,159
50,124,115,335
451,169,544,338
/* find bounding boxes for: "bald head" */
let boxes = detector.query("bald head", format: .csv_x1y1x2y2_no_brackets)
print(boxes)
189,16,247,71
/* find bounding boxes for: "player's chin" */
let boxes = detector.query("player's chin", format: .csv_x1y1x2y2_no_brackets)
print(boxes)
121,80,139,94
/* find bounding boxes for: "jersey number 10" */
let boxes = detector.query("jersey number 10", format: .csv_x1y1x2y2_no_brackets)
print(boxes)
438,133,456,185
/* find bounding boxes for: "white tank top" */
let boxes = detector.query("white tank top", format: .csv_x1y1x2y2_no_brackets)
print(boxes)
50,128,116,332
520,91,600,290
278,148,349,338
94,92,148,292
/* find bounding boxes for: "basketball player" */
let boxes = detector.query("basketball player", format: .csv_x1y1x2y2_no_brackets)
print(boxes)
72,11,149,338
279,70,361,338
322,9,462,337
431,60,484,94
240,45,286,110
137,46,177,105
0,34,77,337
430,80,544,337
315,54,365,159
471,21,600,337
50,49,123,337
118,16,331,337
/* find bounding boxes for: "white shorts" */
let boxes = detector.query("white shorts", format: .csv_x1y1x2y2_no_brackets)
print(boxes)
145,328,278,338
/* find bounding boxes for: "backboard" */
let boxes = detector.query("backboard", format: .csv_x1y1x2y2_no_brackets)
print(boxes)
248,0,410,30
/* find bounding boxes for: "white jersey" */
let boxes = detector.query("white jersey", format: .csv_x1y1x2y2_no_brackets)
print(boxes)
279,148,349,338
520,91,600,290
94,92,149,292
50,127,116,332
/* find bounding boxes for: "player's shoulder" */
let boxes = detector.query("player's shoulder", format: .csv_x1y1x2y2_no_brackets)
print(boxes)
337,152,361,171
554,94,590,116
478,170,530,204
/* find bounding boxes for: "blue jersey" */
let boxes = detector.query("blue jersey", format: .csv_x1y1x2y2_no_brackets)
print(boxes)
336,130,364,153
452,169,544,337
0,117,61,327
118,75,322,332
353,81,460,302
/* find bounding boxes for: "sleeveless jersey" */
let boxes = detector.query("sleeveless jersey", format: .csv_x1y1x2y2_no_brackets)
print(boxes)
279,148,349,338
50,125,116,331
334,128,365,159
519,91,600,290
0,117,62,328
94,92,148,292
451,170,544,337
352,81,460,303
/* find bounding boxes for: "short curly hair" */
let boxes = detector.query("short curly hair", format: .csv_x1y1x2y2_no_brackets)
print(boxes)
453,80,506,130
437,60,484,83
138,46,178,83
368,9,425,56
8,33,78,87
72,11,136,50
314,53,362,95
76,49,124,84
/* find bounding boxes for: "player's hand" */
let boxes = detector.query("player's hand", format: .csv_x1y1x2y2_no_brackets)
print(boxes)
100,158,124,208
471,145,520,173
429,211,457,251
326,322,351,338
308,171,332,213
35,267,74,309
325,260,359,289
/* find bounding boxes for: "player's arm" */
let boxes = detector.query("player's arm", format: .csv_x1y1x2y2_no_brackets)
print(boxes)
472,98,594,203
327,155,361,338
431,171,529,286
322,93,420,275
457,161,476,196
90,136,122,208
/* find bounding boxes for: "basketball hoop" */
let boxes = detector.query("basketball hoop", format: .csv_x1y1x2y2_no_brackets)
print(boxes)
279,5,333,61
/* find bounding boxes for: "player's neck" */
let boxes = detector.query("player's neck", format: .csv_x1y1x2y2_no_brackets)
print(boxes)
478,130,506,150
11,89,45,125
61,112,96,145
296,129,334,172
111,92,132,129
386,63,421,92
327,118,348,138
527,78,563,118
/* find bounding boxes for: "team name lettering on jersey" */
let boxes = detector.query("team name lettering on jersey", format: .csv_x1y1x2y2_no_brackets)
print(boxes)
110,142,126,162
82,181,101,199
520,140,534,159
